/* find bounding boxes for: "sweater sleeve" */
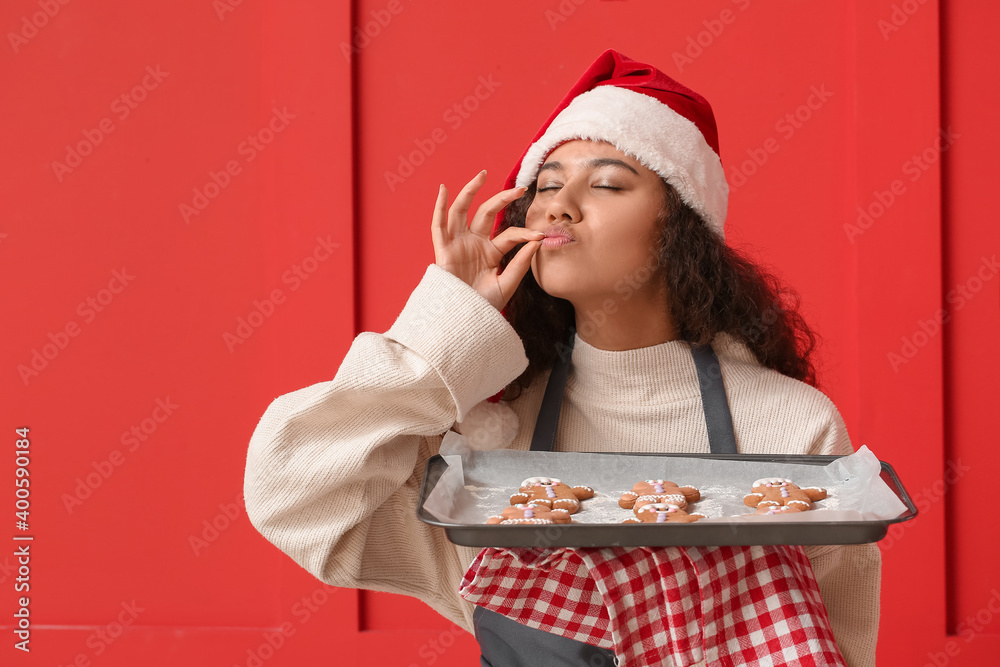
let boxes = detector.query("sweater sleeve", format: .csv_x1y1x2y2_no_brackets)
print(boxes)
243,264,528,625
803,405,881,667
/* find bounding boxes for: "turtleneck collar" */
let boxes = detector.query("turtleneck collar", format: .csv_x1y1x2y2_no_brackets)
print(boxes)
568,331,763,403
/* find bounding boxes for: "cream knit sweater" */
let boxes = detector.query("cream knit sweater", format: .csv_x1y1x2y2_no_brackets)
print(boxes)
244,263,880,667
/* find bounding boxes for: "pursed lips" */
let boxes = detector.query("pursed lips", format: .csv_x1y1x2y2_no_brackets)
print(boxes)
541,225,575,247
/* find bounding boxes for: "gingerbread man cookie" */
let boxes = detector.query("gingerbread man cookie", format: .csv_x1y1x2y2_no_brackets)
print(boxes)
486,504,572,525
623,502,705,524
619,479,701,511
509,477,595,514
743,478,827,512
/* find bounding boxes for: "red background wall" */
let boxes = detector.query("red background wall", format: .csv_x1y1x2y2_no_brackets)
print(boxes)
2,1,997,665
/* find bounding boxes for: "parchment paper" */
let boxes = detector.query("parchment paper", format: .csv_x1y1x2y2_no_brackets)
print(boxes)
424,434,907,526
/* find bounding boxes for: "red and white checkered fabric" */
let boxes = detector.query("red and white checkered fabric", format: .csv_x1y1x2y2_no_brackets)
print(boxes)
459,545,845,667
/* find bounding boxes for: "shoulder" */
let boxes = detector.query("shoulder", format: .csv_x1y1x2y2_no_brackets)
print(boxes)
712,332,853,457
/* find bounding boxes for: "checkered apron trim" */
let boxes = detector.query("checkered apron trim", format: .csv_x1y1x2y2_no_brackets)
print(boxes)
459,545,846,667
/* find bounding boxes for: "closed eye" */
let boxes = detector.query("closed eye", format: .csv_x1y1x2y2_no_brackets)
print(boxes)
536,185,621,192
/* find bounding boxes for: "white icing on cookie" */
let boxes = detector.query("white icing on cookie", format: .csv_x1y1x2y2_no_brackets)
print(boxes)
521,476,561,487
636,493,686,506
638,503,681,513
752,477,793,488
638,502,689,522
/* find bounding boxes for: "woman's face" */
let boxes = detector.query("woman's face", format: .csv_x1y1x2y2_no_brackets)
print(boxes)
525,139,667,304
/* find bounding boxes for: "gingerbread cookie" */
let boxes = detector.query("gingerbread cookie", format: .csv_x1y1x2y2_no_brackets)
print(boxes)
486,504,572,525
743,478,827,512
623,502,705,524
619,479,700,511
509,477,594,514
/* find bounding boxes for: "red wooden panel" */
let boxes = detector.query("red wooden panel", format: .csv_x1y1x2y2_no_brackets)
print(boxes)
3,0,274,625
1,0,358,663
941,0,1000,658
850,1,947,663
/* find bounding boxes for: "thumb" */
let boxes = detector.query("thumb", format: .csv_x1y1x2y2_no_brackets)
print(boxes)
496,240,540,309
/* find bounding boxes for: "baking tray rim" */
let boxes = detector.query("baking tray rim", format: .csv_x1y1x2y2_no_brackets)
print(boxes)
415,451,918,547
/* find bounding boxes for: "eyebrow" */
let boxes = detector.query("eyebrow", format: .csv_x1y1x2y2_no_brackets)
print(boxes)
537,158,639,176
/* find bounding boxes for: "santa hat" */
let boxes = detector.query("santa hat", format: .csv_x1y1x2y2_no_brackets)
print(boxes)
492,48,728,238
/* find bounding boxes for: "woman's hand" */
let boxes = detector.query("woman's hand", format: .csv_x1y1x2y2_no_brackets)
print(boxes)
431,170,545,311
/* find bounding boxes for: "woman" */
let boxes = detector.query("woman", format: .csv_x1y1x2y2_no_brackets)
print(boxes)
244,50,880,666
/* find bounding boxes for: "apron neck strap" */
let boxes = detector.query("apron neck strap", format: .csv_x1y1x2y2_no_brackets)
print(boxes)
528,331,738,454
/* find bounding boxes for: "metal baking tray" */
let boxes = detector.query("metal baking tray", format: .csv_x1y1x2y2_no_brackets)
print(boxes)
416,452,917,547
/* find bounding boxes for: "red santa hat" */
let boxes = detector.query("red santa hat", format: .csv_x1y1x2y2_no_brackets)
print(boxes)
492,48,728,238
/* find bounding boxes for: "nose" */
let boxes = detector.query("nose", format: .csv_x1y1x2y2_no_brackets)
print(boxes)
544,182,582,223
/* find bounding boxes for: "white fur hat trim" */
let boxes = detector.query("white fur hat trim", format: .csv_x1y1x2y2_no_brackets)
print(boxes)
515,85,728,237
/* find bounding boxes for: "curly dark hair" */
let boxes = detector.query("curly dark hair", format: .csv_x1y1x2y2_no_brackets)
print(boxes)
496,179,821,400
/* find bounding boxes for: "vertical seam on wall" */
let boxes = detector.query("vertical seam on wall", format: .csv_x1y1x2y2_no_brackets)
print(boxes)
350,0,362,340
347,0,368,633
938,0,955,636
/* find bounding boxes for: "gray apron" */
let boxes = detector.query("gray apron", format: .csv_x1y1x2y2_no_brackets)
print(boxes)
473,331,738,666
